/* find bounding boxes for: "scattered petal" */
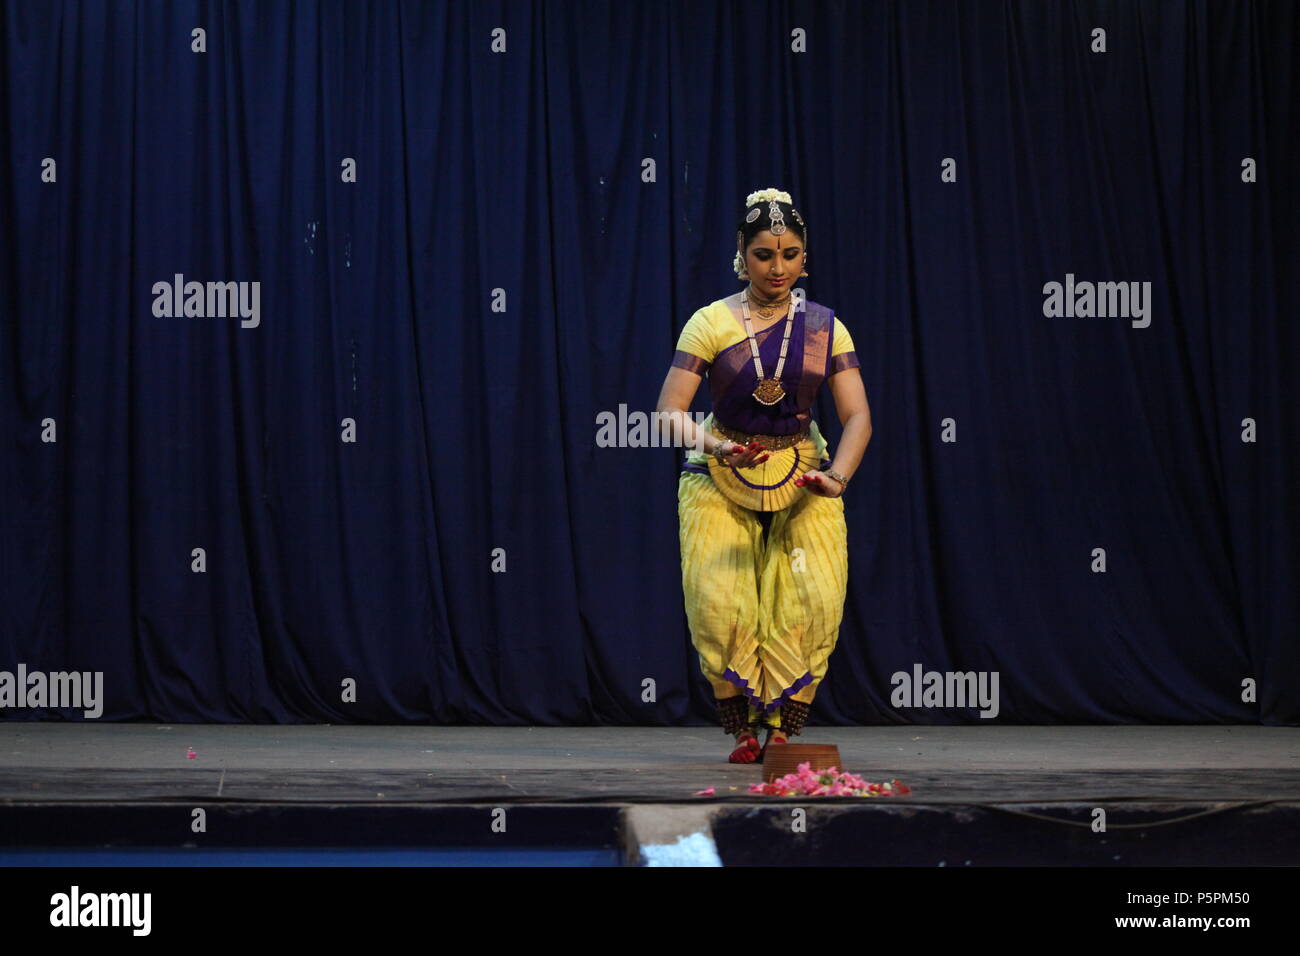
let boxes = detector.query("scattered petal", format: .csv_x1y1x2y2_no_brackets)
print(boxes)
747,764,911,798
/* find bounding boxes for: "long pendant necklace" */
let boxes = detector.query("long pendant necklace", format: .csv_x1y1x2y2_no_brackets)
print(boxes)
742,289,795,405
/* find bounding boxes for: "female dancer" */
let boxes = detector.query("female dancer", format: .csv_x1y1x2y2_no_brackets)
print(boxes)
656,187,872,763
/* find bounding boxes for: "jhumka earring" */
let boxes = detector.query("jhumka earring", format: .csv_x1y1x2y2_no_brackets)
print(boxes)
790,209,809,277
735,229,749,280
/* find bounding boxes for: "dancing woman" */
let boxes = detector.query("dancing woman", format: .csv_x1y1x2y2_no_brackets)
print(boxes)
656,187,873,763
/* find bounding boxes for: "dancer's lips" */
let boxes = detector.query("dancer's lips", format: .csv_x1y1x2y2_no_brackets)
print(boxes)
768,278,787,286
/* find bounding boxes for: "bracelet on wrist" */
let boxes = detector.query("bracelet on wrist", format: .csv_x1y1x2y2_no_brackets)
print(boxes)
824,468,850,488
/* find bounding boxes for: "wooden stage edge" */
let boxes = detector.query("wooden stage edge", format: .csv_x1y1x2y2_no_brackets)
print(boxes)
1,724,1298,803
2,725,1299,865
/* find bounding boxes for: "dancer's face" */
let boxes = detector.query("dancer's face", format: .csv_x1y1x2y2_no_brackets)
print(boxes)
743,230,805,297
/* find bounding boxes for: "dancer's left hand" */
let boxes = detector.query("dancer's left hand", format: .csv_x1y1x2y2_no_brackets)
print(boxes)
795,470,845,497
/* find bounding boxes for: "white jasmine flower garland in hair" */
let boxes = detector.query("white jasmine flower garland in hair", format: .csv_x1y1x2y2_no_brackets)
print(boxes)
745,187,793,206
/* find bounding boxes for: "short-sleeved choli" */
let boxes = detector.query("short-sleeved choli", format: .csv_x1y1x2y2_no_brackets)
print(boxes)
672,301,857,376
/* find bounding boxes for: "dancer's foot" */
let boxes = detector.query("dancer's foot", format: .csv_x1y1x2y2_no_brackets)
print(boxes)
728,728,761,763
759,727,788,761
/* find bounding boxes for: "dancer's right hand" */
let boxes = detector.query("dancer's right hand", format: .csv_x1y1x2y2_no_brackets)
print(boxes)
717,440,770,469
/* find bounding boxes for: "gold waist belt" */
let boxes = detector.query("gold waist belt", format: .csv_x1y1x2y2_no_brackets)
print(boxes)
713,421,809,451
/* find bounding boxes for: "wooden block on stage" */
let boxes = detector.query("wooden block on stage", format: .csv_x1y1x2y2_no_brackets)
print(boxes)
762,743,844,783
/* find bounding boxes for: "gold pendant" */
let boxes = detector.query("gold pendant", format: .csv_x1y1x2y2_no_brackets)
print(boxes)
752,379,786,405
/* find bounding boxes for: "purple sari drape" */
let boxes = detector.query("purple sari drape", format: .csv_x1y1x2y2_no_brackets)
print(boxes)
703,299,835,435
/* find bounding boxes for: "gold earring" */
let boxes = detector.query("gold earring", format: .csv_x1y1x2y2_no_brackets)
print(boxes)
735,230,749,280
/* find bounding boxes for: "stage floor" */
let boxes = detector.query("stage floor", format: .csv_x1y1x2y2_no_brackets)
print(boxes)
2,724,1298,804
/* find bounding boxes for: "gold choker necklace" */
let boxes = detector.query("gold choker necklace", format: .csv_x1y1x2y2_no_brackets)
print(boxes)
745,285,792,319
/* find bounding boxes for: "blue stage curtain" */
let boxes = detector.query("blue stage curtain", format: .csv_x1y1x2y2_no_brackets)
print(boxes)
1,1,1296,724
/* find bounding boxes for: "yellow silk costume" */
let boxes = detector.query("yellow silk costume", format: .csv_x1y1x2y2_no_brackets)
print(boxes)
672,293,858,732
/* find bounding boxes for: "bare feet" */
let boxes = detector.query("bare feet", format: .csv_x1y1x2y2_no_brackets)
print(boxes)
728,728,761,763
759,727,788,761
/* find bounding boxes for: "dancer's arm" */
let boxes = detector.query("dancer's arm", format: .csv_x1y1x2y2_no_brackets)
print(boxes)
798,368,871,496
826,367,872,481
655,367,768,466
